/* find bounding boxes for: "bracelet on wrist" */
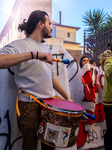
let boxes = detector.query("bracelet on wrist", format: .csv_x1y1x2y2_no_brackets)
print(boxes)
36,51,38,59
31,51,34,59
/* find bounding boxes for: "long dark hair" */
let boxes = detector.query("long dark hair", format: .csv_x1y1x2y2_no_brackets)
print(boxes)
107,43,112,51
18,10,48,36
90,59,95,64
79,56,89,68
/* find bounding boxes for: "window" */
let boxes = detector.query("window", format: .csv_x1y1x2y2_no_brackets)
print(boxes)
51,27,56,37
67,32,70,37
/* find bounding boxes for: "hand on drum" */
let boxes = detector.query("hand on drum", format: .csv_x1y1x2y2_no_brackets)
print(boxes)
66,96,73,102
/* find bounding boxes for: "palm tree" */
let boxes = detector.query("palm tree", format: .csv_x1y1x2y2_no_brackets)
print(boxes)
82,9,107,36
104,12,112,29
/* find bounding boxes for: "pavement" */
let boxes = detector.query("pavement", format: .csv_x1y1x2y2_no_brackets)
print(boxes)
85,146,104,150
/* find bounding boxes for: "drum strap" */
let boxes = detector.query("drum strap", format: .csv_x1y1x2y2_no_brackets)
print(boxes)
16,89,47,117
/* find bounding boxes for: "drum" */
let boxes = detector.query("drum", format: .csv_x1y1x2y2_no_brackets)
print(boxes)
37,98,84,148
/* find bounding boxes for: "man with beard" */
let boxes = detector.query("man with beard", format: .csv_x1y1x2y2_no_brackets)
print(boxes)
0,10,72,150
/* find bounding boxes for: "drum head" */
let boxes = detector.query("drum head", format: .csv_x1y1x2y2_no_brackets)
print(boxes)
43,98,84,115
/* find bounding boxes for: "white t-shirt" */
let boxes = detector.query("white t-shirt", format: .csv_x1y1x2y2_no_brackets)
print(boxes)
0,37,55,102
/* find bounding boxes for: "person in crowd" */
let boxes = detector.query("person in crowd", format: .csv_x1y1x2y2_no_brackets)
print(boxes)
77,56,94,150
0,10,72,150
79,56,90,68
90,59,99,82
90,59,97,67
99,43,112,150
79,55,96,107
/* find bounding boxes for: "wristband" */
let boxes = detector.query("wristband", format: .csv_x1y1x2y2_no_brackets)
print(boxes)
31,51,34,59
36,51,38,59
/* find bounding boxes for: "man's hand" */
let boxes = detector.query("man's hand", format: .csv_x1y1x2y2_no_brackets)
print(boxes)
66,96,73,102
38,52,53,64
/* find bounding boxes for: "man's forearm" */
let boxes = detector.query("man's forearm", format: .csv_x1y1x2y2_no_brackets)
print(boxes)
52,78,72,101
0,53,31,69
0,52,53,69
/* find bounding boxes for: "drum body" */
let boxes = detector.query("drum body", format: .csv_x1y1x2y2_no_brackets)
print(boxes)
37,98,84,148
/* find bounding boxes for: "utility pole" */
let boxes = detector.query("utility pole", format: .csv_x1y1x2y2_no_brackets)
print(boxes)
84,30,86,54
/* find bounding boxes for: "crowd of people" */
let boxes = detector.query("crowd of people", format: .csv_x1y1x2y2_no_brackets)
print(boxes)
79,47,112,150
78,55,105,150
0,9,111,150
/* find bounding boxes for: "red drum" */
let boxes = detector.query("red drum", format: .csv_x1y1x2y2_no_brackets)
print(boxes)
37,98,84,148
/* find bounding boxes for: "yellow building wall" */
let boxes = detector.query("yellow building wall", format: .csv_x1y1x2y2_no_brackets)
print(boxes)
53,26,76,42
46,25,79,51
63,43,79,50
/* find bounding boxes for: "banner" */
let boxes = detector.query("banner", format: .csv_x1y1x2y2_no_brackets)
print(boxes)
0,68,22,150
76,64,106,150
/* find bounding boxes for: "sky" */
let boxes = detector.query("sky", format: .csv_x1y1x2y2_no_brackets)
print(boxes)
0,0,112,46
0,0,15,31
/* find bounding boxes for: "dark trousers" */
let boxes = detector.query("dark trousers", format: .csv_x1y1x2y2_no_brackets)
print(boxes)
104,106,112,150
18,101,55,150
